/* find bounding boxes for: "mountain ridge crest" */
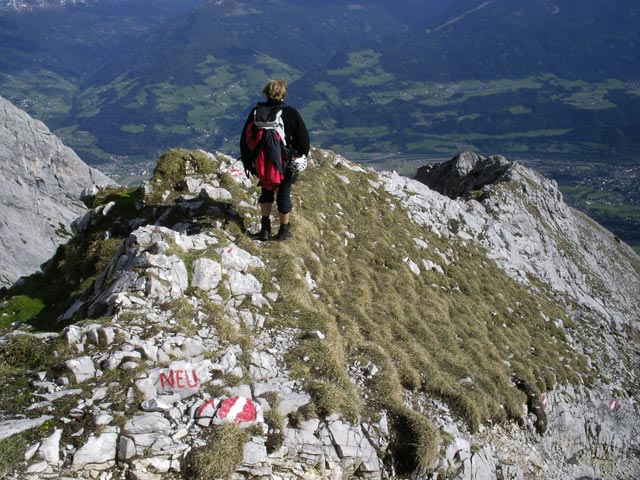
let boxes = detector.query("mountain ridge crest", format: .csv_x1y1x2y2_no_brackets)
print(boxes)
1,143,638,479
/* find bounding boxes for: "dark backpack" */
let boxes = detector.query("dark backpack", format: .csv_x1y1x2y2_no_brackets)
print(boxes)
242,105,291,191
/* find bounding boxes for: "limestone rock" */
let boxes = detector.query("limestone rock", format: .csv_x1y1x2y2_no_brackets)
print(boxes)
124,413,171,435
0,95,114,288
321,419,381,478
0,416,54,442
249,351,279,381
2,148,639,480
191,257,222,292
228,271,262,297
200,185,233,202
65,355,96,383
118,436,137,461
237,438,272,476
283,428,325,469
72,427,119,467
389,154,640,330
220,243,265,272
36,428,62,465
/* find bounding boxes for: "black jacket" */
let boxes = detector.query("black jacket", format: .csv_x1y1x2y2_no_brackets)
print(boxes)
240,100,310,161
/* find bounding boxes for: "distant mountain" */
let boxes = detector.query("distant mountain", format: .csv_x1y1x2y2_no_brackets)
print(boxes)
0,0,202,124
378,0,640,82
0,0,199,12
63,0,412,161
2,0,639,165
292,0,640,156
0,95,114,289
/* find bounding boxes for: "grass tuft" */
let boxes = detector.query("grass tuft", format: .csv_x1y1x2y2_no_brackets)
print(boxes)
143,148,218,206
388,406,441,475
0,435,26,478
0,334,59,370
183,423,249,479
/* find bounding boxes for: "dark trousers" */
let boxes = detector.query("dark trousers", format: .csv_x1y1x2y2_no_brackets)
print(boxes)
259,171,297,214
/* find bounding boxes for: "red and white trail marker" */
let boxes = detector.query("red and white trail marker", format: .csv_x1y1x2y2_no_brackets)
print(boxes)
541,393,548,410
216,396,256,424
608,399,620,412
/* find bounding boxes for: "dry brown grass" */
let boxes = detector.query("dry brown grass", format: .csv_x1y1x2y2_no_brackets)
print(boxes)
183,423,249,480
242,148,587,469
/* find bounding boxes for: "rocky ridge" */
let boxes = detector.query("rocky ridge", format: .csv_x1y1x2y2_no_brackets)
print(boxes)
413,151,640,326
0,148,638,480
0,95,114,289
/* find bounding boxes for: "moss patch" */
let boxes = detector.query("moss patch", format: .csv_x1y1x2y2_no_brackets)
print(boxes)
0,296,45,328
143,148,217,206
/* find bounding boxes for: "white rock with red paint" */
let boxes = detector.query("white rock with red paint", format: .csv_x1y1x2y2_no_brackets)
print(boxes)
194,399,219,427
149,360,213,398
214,396,257,425
154,367,198,396
220,244,264,272
609,399,620,412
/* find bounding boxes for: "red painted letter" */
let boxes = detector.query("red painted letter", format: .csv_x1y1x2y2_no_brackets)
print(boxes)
159,370,175,390
175,370,185,389
186,370,199,388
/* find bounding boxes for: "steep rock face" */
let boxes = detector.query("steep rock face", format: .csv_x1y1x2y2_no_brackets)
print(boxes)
0,149,638,480
0,95,114,288
414,151,512,199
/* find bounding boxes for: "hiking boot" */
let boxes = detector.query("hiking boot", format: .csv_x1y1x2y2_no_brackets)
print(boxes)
258,217,271,241
276,223,292,241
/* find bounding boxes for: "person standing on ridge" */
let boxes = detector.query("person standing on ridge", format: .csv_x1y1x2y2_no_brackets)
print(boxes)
240,79,310,241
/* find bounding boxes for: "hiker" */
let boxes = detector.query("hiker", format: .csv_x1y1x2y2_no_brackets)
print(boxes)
240,79,310,241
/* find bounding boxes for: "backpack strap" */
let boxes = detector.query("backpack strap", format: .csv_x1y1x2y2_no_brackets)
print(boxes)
248,124,265,161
